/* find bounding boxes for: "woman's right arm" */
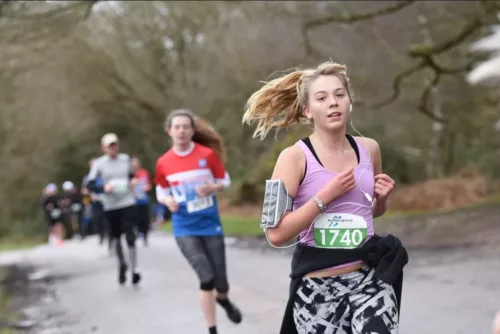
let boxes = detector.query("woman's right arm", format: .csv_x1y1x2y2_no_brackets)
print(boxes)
155,160,180,213
266,146,355,246
154,160,169,202
266,146,322,246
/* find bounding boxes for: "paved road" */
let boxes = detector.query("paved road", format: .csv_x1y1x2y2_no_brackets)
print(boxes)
1,233,499,334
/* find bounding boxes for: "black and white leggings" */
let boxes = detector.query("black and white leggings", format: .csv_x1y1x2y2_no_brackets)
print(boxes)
293,266,399,334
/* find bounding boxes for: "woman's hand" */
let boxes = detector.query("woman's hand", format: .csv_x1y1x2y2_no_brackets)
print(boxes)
164,196,179,213
196,183,213,197
316,167,355,204
374,174,395,200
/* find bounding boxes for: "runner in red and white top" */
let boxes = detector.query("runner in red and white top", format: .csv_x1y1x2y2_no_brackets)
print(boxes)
155,142,229,237
155,109,241,334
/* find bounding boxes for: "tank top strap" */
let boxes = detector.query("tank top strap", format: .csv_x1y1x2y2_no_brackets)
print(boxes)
352,136,371,164
295,139,318,166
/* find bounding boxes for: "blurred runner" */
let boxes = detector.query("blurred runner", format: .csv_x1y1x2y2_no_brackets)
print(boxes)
131,157,152,246
86,133,142,286
41,183,64,246
62,181,85,239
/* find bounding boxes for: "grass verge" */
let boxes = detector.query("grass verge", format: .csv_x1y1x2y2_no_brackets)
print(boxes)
0,236,43,253
160,215,263,237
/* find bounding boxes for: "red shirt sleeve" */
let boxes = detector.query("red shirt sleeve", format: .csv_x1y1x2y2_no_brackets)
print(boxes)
207,149,226,179
155,159,169,188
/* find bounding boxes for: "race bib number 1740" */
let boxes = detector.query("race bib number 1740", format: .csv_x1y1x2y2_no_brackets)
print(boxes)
314,213,368,249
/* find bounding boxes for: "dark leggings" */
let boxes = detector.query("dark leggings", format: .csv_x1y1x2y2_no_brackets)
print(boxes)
105,205,137,268
93,209,110,247
136,204,151,239
175,235,229,293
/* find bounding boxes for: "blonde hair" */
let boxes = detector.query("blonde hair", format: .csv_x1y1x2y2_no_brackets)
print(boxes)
242,61,355,140
166,109,226,165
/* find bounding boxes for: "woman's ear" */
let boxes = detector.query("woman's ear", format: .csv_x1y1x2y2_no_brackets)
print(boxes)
303,106,312,120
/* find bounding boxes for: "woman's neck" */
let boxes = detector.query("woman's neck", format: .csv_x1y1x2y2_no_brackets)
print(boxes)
311,128,349,151
173,141,195,156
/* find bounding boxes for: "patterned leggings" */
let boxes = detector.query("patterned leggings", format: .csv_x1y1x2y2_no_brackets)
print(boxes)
293,266,399,334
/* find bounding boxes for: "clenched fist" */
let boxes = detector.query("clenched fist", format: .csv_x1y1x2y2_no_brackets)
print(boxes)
374,174,395,200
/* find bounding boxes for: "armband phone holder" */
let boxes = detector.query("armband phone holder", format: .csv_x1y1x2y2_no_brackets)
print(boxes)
261,179,294,229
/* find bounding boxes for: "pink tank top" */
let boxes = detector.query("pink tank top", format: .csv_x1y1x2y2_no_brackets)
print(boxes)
294,136,375,270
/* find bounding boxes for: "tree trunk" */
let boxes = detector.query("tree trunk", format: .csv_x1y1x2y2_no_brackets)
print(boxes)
419,13,445,178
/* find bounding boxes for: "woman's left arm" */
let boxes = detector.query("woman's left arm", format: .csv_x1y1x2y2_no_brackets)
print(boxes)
197,150,231,196
209,172,230,193
365,138,395,218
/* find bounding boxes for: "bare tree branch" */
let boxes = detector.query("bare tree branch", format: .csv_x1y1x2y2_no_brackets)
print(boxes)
424,55,474,75
112,14,169,98
372,61,427,108
305,1,415,28
418,71,446,122
369,1,496,123
372,56,465,123
409,0,497,58
301,24,323,59
302,1,415,57
409,16,484,58
299,0,497,124
3,1,100,20
100,65,160,116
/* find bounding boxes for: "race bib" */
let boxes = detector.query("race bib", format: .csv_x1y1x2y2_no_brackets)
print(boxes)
187,196,214,213
109,179,129,194
314,213,367,249
71,203,82,212
50,209,62,219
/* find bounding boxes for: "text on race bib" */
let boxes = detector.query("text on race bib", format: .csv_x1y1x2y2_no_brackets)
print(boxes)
313,213,367,249
187,196,214,213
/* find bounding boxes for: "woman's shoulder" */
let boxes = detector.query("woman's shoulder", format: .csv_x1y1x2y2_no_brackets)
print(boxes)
194,142,213,154
279,143,304,159
352,136,380,158
156,149,175,164
194,143,223,162
274,144,306,171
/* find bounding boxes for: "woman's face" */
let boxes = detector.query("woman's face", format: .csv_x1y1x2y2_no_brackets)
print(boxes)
131,158,140,172
167,115,195,146
304,75,351,132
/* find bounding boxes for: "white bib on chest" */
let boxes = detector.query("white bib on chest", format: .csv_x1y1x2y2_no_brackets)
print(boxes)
109,178,130,194
313,213,368,249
